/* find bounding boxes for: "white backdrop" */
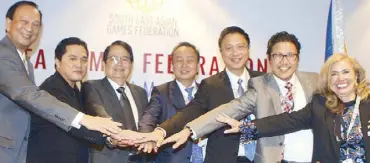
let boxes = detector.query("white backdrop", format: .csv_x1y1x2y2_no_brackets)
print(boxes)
0,0,368,97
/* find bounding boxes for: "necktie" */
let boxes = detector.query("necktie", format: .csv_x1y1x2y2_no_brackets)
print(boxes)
237,79,244,97
116,86,136,130
238,79,256,161
282,82,294,113
185,87,203,163
22,54,29,75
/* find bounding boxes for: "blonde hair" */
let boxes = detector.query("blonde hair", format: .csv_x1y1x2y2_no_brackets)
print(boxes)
317,53,370,114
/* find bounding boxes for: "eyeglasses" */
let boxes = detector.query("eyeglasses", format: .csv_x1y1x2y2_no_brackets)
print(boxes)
270,53,297,61
107,56,131,64
222,44,248,53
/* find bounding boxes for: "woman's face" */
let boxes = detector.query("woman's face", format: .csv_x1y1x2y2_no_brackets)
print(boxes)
329,59,357,102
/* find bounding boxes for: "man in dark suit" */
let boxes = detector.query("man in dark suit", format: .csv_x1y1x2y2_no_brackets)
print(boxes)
138,42,204,163
136,26,264,163
0,2,121,162
82,40,149,163
27,37,107,163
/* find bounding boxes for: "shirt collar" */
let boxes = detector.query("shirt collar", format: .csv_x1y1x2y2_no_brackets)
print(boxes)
226,68,249,85
16,49,26,61
273,73,297,87
107,77,127,91
176,80,197,91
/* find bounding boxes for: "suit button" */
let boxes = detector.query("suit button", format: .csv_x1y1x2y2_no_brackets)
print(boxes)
24,137,28,141
279,142,283,146
187,156,190,160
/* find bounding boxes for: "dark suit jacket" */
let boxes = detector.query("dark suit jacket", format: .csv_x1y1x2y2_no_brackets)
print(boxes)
139,80,197,163
159,68,264,163
255,94,370,162
27,72,105,163
82,77,148,163
0,36,79,163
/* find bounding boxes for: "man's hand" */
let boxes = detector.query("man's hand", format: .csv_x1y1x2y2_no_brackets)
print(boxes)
110,130,146,142
216,113,242,134
161,127,191,149
79,114,122,136
133,129,165,147
137,141,158,153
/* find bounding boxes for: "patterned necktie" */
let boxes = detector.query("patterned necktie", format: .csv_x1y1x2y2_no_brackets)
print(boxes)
186,87,203,163
238,79,256,161
282,82,294,113
116,86,136,130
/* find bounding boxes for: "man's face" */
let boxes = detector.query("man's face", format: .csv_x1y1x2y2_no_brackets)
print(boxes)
220,33,250,72
55,45,88,85
269,41,299,81
6,5,41,51
104,45,132,81
172,46,198,81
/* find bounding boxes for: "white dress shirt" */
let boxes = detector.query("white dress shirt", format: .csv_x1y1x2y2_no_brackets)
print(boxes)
107,78,140,129
274,74,313,162
226,68,254,157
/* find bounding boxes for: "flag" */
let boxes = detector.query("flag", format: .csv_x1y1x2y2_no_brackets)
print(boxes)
325,0,347,61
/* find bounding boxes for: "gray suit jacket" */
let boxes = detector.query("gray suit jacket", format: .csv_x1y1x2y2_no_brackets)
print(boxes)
187,72,318,163
0,37,79,163
82,78,148,163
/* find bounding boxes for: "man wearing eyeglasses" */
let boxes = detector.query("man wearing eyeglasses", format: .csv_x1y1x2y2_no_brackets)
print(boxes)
81,41,149,163
161,31,319,163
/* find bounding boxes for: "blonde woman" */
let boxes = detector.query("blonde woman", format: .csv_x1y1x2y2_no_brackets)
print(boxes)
217,53,370,162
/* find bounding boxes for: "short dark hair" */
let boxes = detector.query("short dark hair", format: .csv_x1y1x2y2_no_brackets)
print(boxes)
55,37,88,61
6,1,43,23
103,40,134,63
218,26,250,49
266,31,301,56
171,42,200,63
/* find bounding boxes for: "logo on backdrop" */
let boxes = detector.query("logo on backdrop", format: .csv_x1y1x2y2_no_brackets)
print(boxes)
107,0,178,37
126,0,167,12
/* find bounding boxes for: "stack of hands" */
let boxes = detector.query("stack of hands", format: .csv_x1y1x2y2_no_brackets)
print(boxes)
81,113,242,153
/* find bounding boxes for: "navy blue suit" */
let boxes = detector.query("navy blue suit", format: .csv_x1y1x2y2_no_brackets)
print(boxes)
139,80,196,163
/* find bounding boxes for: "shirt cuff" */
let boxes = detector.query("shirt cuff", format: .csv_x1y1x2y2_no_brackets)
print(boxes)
185,126,198,140
154,127,167,138
71,112,84,129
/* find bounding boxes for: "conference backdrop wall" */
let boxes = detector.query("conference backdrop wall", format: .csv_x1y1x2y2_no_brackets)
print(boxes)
0,0,367,98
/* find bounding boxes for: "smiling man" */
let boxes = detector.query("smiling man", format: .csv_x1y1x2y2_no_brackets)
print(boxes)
138,42,203,163
82,40,149,163
27,37,106,163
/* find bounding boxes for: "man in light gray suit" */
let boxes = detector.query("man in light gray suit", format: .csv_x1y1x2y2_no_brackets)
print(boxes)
0,1,124,163
161,31,319,163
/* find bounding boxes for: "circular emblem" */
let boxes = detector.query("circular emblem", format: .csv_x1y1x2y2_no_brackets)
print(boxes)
127,0,166,12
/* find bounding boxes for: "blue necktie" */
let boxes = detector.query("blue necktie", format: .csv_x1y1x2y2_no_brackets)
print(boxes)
185,87,203,163
238,79,256,161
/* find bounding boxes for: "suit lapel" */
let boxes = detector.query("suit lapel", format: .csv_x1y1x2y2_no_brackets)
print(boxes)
220,70,235,100
101,77,127,128
325,110,340,158
359,100,370,160
127,83,144,118
264,73,282,114
168,80,186,110
2,37,32,82
296,72,315,102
